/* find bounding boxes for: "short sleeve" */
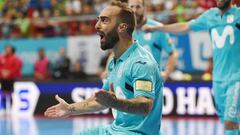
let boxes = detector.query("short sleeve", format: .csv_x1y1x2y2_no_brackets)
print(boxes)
131,59,159,99
188,9,212,31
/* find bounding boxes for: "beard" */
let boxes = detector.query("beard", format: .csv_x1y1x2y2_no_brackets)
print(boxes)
217,0,231,10
136,14,144,26
100,25,119,50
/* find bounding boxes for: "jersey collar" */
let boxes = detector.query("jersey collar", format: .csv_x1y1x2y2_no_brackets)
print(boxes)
118,40,137,62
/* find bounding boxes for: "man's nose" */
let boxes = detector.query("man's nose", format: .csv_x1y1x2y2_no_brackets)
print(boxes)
95,21,101,30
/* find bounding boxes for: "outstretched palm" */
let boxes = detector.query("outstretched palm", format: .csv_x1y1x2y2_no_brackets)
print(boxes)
44,95,70,118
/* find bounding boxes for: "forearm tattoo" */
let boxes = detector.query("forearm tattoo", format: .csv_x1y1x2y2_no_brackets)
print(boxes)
69,105,76,113
113,97,152,115
82,102,89,109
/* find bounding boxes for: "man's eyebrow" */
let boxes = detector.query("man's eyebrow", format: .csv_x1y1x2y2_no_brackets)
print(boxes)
97,16,110,20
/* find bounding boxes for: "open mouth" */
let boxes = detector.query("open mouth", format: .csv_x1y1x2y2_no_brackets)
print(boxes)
97,32,106,43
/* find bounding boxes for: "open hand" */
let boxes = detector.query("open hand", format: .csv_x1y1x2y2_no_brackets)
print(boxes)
44,95,71,118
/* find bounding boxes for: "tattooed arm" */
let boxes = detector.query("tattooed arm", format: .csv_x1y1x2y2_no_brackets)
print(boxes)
44,95,107,118
95,90,153,116
112,96,153,115
68,96,107,116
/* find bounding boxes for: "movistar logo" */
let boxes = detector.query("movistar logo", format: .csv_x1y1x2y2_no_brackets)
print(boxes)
211,25,235,49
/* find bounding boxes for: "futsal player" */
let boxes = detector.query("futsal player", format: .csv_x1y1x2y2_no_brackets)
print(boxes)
143,0,240,134
128,0,178,81
45,1,163,135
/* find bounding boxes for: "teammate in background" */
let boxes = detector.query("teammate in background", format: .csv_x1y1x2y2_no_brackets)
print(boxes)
128,0,178,81
0,45,22,114
143,0,240,134
45,1,163,135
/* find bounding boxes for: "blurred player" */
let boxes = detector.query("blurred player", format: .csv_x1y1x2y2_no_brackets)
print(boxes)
128,0,178,81
143,0,240,134
45,1,163,135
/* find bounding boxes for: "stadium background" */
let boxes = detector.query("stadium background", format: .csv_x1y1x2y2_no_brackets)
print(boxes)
0,0,240,135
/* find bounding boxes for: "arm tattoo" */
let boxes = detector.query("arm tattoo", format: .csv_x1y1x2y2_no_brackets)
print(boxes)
112,96,153,115
82,102,89,109
70,102,89,113
69,105,76,113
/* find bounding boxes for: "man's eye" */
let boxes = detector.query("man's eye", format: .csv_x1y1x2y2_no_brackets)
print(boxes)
102,18,109,23
136,5,141,8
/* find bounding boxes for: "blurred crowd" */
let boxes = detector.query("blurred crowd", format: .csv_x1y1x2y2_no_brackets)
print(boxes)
0,45,88,81
1,0,239,39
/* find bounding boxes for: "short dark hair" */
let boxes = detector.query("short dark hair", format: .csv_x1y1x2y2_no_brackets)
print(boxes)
110,0,136,36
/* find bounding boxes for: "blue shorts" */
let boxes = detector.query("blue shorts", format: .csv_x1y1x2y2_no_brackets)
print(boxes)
213,80,240,123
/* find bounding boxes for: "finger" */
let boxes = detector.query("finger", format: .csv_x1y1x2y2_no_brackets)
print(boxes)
45,111,56,117
45,110,56,117
45,110,57,117
55,95,65,104
46,113,58,117
46,105,57,112
45,108,56,114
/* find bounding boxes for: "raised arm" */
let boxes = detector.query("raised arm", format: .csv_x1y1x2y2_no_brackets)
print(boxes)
44,95,107,118
142,22,190,34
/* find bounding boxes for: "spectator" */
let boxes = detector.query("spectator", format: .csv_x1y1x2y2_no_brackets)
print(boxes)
40,0,52,10
34,48,51,80
72,0,82,15
174,0,188,22
81,3,95,14
197,0,216,10
65,0,82,16
51,0,67,16
0,45,22,113
94,0,108,14
0,45,21,81
52,48,71,79
0,0,6,13
15,12,30,38
71,60,86,79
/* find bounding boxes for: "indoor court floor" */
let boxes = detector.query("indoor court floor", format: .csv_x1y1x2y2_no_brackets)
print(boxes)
0,115,224,135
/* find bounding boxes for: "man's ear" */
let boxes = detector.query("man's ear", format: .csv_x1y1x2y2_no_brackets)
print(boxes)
118,23,128,33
